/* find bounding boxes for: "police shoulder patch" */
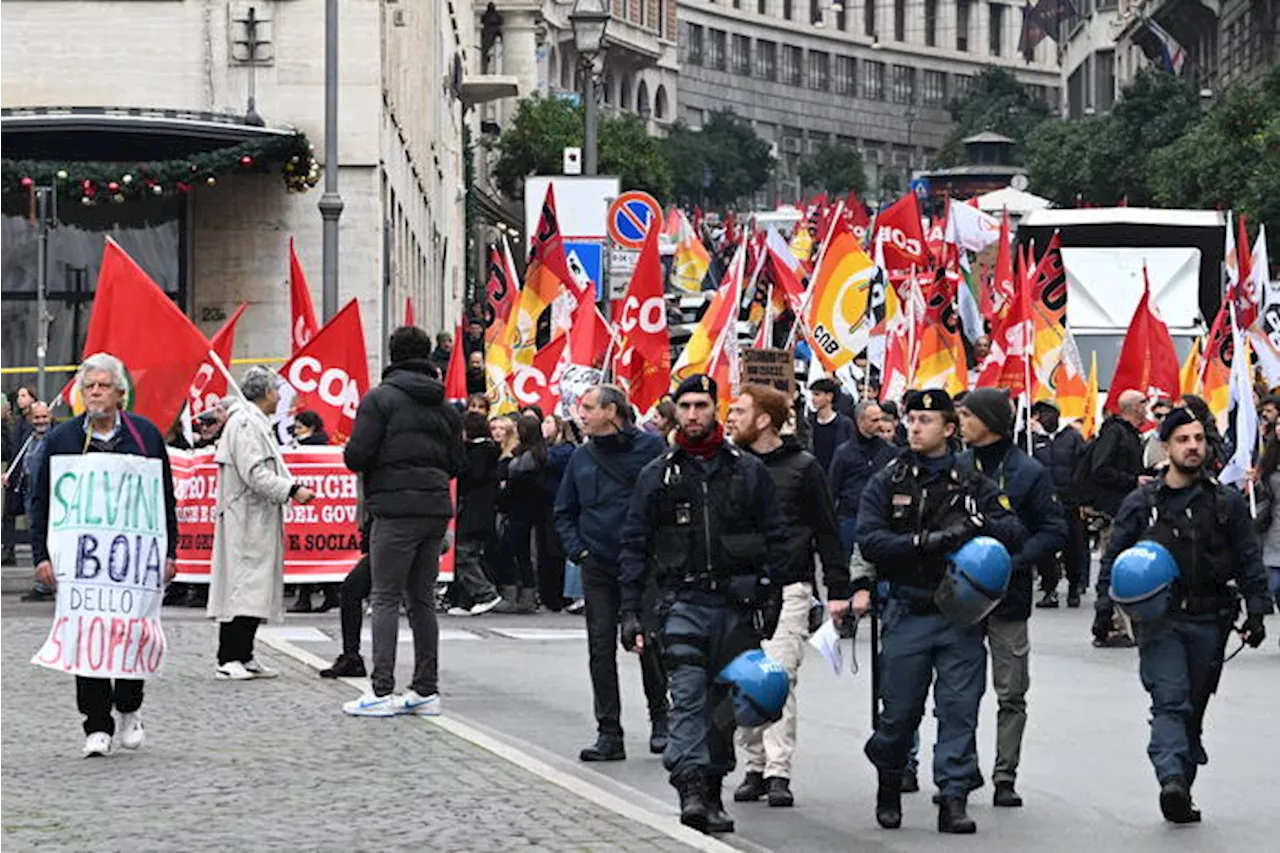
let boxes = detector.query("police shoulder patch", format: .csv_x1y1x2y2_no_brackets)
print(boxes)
997,494,1013,511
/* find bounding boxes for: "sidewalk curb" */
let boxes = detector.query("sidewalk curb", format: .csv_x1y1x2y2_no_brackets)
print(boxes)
259,633,749,853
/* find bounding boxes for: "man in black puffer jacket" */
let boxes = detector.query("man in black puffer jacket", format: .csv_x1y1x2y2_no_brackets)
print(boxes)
726,384,846,809
343,326,466,716
956,389,1066,809
1030,401,1088,607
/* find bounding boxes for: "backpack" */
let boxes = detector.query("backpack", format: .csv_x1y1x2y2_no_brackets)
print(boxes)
1066,435,1102,507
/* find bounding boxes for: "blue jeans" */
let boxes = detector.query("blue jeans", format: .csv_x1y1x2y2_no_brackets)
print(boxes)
838,515,859,559
661,600,750,786
865,595,987,798
1136,616,1229,785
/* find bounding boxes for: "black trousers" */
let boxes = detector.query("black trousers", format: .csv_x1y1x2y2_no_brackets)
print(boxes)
1042,506,1090,592
217,616,261,665
76,677,144,735
340,555,372,657
583,559,669,736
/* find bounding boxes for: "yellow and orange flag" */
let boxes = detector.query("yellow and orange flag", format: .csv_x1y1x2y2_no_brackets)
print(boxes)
673,244,744,384
667,208,711,294
804,230,878,371
1179,336,1202,397
1029,234,1068,402
914,269,967,396
1081,351,1099,439
512,184,577,368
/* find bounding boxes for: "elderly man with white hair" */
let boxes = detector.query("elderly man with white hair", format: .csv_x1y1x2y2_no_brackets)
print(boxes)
206,366,315,680
29,353,179,756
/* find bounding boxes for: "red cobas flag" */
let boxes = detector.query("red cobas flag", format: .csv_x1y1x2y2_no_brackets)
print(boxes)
188,303,247,417
279,299,371,443
82,239,214,431
1105,274,1180,413
289,237,320,353
617,223,669,414
874,193,929,273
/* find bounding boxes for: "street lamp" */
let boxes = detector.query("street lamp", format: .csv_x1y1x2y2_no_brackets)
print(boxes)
570,0,610,176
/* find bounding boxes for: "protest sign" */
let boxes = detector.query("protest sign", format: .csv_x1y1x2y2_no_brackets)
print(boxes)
739,348,796,398
33,454,169,678
169,446,454,583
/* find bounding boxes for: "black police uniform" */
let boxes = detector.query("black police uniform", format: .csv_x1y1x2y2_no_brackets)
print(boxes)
1096,459,1271,819
855,389,1027,833
618,379,788,834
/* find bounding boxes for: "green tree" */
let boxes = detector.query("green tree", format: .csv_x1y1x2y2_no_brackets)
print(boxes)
797,144,868,196
1025,69,1201,206
933,67,1051,167
490,95,670,199
660,111,774,207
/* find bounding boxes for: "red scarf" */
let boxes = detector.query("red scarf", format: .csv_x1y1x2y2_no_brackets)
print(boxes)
675,422,725,459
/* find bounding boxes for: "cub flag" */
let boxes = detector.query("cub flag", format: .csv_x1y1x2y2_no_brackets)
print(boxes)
804,231,879,371
669,208,712,294
874,193,929,273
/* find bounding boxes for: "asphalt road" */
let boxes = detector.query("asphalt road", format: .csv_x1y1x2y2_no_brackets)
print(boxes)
275,596,1280,853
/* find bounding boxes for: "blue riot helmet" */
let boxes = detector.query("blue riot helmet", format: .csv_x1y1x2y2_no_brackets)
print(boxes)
717,649,789,727
1109,540,1180,625
934,535,1013,627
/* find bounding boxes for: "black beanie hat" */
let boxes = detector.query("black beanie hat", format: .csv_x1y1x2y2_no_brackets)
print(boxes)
960,388,1013,438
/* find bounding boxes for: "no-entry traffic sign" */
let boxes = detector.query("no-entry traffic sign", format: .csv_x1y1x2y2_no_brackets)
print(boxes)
607,191,661,250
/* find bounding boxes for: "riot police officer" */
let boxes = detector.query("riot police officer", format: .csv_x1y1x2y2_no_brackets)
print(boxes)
1095,408,1270,823
856,389,1027,834
618,374,789,835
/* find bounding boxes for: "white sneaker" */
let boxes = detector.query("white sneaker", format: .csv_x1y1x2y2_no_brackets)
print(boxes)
243,659,279,679
446,606,472,617
343,692,399,717
470,596,502,616
394,690,441,716
82,731,112,757
215,661,254,681
117,712,145,750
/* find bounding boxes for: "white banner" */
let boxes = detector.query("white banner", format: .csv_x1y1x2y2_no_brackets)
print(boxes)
32,454,169,678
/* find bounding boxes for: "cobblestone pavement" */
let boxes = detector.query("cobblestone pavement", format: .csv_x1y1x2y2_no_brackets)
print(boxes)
0,606,698,853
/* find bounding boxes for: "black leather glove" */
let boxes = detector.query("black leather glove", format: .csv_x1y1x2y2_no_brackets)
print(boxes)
1241,613,1267,649
619,611,644,652
1092,609,1114,642
916,521,972,556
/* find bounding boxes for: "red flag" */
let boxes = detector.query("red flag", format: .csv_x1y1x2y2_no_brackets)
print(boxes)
509,335,567,414
976,260,1034,396
279,299,371,443
188,303,247,417
80,239,214,431
1104,271,1180,413
1230,214,1257,329
874,193,929,273
289,238,319,354
569,294,613,369
617,223,670,414
847,192,872,246
405,296,416,327
444,318,467,402
987,211,1014,323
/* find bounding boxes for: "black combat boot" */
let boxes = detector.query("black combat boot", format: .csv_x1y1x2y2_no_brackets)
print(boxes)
703,776,735,833
1067,585,1082,607
1159,776,1201,824
993,781,1023,807
648,716,668,755
875,771,903,829
938,796,977,834
766,776,794,807
733,770,767,802
578,735,625,762
676,775,709,832
319,653,366,678
901,766,920,792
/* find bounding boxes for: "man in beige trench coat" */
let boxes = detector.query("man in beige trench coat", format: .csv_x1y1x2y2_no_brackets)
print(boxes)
207,367,315,680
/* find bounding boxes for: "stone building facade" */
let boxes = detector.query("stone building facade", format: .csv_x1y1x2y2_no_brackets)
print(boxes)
1,0,475,386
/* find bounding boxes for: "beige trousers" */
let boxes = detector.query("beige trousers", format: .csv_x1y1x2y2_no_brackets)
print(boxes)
736,581,812,779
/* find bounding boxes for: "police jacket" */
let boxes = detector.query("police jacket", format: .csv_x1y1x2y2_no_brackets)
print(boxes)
746,435,847,592
344,359,466,519
1096,475,1273,618
855,451,1027,593
618,440,789,612
960,440,1068,621
828,430,899,519
554,427,667,566
1032,425,1085,502
1091,416,1144,516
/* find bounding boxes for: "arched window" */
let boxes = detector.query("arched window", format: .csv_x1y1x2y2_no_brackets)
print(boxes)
604,69,615,104
636,80,650,117
654,85,669,120
620,73,633,109
560,49,573,90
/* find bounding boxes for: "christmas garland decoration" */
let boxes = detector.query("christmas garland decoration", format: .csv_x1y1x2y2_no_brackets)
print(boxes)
0,131,319,206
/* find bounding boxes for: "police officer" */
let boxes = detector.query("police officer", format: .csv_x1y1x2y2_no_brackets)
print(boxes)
856,389,1027,834
618,374,789,835
957,389,1066,808
1095,408,1271,823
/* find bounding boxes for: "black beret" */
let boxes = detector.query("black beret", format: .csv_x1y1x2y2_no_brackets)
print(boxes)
1158,407,1197,441
673,373,718,402
904,389,954,413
